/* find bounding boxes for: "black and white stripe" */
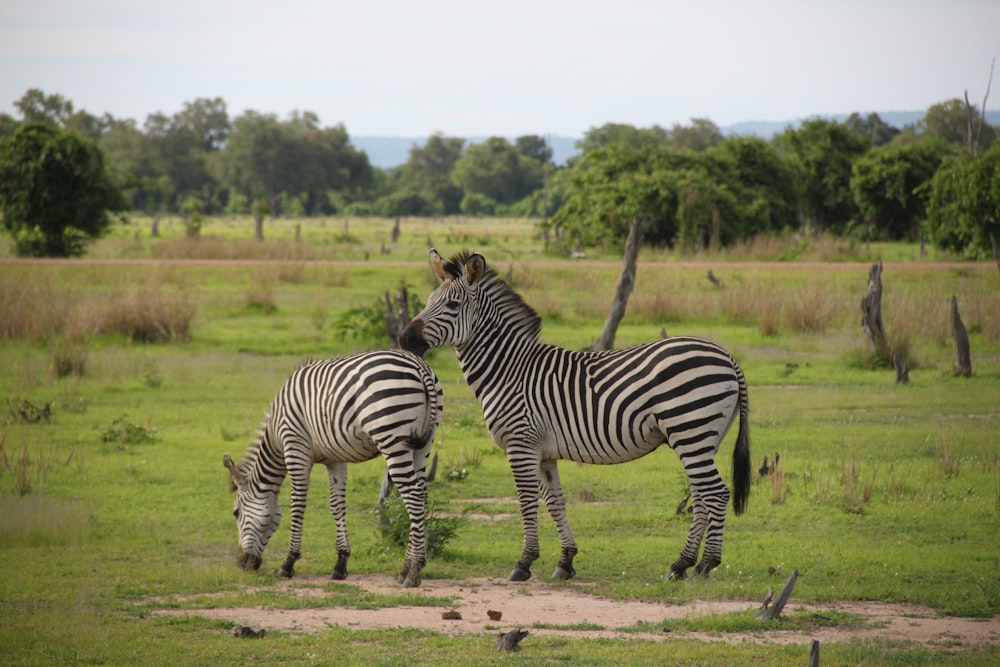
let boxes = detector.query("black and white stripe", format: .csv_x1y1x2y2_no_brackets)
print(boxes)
223,349,442,587
400,250,750,581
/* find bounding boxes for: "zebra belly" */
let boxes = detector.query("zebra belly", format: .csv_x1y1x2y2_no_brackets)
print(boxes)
541,413,666,465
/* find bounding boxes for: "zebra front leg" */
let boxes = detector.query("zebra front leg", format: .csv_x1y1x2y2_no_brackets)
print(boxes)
326,462,351,580
507,448,542,581
280,457,312,578
539,459,577,580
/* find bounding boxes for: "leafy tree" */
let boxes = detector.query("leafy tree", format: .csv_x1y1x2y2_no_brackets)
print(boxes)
576,122,669,153
667,117,724,152
776,119,870,233
925,142,1000,258
0,123,125,256
14,88,74,126
0,113,17,139
451,137,543,205
921,99,996,155
850,140,952,240
706,136,798,234
548,144,694,248
515,135,553,164
845,112,900,147
399,133,465,214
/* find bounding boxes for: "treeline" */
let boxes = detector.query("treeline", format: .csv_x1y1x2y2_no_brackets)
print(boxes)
1,88,998,259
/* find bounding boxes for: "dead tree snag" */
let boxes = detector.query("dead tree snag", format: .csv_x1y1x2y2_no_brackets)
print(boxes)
593,214,645,351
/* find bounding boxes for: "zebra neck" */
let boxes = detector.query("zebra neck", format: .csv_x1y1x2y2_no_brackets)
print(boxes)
457,323,541,401
240,426,287,492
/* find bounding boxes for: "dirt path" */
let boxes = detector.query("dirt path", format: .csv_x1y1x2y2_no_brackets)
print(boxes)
152,574,1000,648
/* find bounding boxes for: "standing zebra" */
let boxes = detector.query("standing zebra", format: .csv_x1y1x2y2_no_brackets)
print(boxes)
223,349,442,588
399,250,750,582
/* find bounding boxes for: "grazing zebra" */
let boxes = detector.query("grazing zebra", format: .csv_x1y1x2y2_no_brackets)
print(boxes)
222,349,442,588
399,250,750,581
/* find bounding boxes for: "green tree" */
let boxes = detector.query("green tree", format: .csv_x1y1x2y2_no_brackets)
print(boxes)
0,123,125,256
920,99,997,156
667,117,724,152
14,88,74,126
399,133,465,214
706,136,798,235
925,142,1000,258
576,122,669,153
850,140,952,240
451,137,543,206
845,112,900,147
776,119,870,233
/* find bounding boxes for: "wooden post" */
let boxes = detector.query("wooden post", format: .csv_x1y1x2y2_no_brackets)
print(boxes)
860,261,889,359
950,296,972,377
593,214,645,351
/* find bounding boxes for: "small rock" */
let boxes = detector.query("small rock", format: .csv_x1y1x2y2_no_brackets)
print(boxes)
487,610,502,621
442,610,462,620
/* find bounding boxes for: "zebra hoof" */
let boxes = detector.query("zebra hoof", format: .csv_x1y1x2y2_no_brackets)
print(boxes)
278,567,294,579
507,567,532,582
400,575,421,588
665,569,687,581
552,565,575,580
330,568,348,580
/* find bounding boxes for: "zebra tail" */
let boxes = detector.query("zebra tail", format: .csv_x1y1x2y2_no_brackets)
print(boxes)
408,365,441,450
731,373,751,516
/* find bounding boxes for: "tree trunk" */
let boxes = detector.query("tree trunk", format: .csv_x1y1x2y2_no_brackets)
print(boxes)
860,261,889,359
950,296,972,377
593,214,645,351
497,629,529,652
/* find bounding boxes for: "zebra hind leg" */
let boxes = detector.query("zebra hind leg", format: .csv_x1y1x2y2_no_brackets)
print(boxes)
666,491,707,580
693,482,730,577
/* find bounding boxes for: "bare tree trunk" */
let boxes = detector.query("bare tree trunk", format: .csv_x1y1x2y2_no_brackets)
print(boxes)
860,261,889,359
756,569,799,621
991,232,999,275
950,296,972,377
383,285,412,349
593,214,645,351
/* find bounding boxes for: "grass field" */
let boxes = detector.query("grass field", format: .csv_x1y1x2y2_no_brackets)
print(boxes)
1,216,998,665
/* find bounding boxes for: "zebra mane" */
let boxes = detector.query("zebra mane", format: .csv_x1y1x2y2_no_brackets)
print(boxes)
444,250,542,341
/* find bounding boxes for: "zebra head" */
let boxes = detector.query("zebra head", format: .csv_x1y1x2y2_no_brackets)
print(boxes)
399,249,487,355
223,453,281,571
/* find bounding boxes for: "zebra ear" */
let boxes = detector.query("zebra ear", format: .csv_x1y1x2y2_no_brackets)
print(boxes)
429,249,447,282
465,253,486,285
223,453,242,490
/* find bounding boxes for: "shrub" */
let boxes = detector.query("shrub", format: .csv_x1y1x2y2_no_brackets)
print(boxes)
377,492,466,558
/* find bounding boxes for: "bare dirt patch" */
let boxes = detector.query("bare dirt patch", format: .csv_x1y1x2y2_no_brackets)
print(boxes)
151,574,1000,647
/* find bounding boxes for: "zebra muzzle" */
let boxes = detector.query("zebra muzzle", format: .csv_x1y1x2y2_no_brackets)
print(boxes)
237,549,262,571
398,321,429,357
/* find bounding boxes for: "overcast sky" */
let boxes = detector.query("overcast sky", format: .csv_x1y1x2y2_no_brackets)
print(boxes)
1,0,997,137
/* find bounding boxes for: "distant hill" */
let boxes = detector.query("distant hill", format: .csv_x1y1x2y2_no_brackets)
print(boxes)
353,110,1000,169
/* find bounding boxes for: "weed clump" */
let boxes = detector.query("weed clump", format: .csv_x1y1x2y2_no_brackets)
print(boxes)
100,416,158,445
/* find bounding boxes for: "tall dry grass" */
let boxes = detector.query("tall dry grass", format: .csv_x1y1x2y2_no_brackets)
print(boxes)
0,272,196,344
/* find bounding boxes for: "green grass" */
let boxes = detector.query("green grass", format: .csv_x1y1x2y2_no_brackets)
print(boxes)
1,217,999,665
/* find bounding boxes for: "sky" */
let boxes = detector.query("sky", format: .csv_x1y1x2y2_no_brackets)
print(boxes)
1,0,998,138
